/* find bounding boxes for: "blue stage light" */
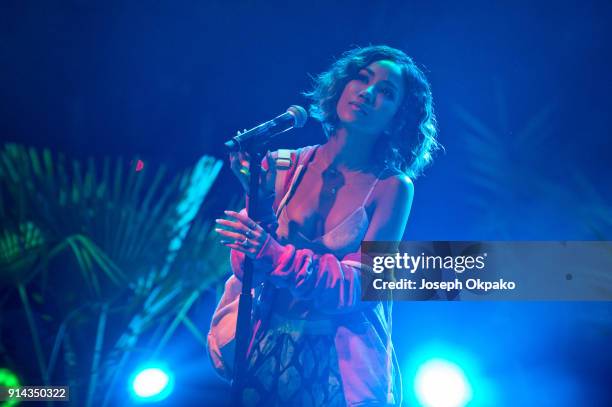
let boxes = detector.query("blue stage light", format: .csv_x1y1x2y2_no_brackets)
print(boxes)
129,366,174,402
414,358,472,407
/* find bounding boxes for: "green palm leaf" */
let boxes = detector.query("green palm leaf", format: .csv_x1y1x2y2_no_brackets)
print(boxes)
0,143,234,404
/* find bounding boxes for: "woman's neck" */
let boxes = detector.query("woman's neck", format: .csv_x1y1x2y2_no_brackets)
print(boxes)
320,127,379,173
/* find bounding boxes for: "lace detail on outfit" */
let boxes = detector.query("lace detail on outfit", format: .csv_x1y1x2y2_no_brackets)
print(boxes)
242,317,345,407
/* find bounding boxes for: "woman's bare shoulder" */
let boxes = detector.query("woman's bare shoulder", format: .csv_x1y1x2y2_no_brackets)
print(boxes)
376,170,414,201
364,170,414,240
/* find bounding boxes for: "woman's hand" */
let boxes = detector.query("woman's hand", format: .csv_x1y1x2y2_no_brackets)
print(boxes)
215,210,270,258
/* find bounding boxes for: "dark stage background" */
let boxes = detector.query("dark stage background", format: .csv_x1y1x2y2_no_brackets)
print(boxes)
1,0,611,406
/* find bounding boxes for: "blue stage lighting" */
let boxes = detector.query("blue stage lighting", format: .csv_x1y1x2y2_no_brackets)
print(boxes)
414,358,472,407
129,366,174,402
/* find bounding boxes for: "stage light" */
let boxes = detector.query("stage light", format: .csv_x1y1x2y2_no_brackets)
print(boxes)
0,368,21,407
414,358,472,407
129,366,174,402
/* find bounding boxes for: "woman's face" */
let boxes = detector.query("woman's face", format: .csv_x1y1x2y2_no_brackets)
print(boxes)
336,59,405,136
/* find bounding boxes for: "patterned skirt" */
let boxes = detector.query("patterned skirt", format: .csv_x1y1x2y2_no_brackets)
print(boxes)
241,314,346,407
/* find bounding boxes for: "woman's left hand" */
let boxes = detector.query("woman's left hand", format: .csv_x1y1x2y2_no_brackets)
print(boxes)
215,210,269,258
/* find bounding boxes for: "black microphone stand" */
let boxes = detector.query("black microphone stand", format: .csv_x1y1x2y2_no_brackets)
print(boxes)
231,147,263,405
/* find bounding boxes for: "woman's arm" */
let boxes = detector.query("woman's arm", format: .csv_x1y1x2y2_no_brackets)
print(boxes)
223,174,415,314
364,174,413,241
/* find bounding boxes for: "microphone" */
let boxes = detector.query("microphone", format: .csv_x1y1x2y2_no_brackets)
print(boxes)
224,105,308,151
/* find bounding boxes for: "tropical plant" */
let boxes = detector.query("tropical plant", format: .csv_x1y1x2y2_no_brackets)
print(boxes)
0,143,235,405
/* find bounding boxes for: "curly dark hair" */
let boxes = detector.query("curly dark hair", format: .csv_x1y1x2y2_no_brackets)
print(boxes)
303,45,441,179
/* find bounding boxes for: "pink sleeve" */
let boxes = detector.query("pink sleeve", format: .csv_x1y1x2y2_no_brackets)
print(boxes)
206,275,241,380
253,236,371,314
230,245,269,285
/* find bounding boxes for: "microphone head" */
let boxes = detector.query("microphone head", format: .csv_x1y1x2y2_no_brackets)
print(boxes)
287,105,308,128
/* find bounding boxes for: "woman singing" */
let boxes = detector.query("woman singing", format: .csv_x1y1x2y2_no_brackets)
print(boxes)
208,45,440,406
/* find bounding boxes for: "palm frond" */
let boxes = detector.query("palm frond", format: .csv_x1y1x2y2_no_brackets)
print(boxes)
1,143,234,404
